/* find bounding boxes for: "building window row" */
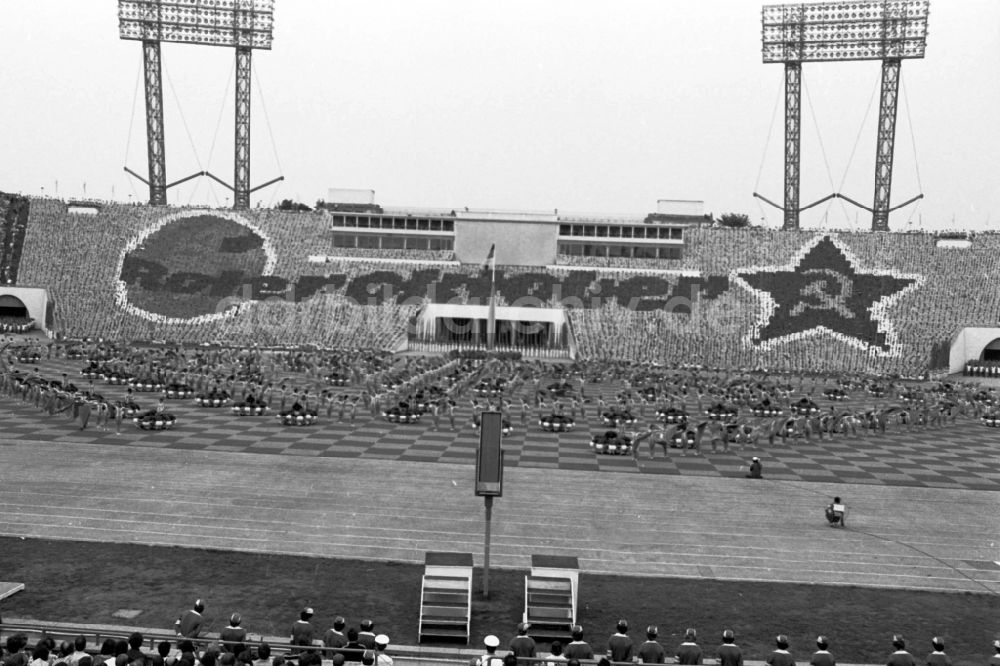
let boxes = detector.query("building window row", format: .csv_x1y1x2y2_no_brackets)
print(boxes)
558,224,683,240
557,243,682,260
332,234,454,251
331,215,455,232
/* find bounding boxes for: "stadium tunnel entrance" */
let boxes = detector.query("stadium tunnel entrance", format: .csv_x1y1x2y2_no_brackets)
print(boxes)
948,327,1000,373
982,338,1000,362
0,294,28,318
0,287,49,330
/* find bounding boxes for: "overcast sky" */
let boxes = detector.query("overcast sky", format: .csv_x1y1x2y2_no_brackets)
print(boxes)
1,0,997,230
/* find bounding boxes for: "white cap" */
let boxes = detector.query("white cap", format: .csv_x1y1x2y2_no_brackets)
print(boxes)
375,635,389,647
484,635,500,648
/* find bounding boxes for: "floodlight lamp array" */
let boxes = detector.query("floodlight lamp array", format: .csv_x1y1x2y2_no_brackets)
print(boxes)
762,0,928,63
119,0,274,49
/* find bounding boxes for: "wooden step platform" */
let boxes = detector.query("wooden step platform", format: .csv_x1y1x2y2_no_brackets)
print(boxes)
418,552,472,644
524,555,578,641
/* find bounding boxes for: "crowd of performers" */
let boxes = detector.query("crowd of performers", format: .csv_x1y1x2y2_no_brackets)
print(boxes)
1,338,998,448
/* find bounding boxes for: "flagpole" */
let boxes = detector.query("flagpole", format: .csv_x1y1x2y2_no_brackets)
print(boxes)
487,246,496,350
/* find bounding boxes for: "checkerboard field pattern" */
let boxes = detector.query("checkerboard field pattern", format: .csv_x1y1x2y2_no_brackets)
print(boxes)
5,358,998,492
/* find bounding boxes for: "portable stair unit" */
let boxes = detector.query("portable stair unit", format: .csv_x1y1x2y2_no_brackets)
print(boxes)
418,551,473,643
523,554,579,641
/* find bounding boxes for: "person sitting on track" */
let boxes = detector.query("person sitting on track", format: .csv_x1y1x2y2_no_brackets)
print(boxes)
825,496,846,527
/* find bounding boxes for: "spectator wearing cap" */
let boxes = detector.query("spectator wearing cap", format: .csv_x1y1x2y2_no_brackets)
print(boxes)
221,614,247,652
358,621,377,650
373,636,391,666
925,638,950,666
676,629,702,665
323,618,348,649
766,635,794,666
508,623,536,659
990,640,1000,666
565,626,594,661
607,620,634,663
176,600,205,638
476,636,503,666
544,641,567,666
290,608,315,654
809,637,834,666
746,457,762,479
637,626,666,664
887,636,916,666
717,630,743,666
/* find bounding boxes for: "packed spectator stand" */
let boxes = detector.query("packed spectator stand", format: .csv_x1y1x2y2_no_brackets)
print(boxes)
8,197,999,377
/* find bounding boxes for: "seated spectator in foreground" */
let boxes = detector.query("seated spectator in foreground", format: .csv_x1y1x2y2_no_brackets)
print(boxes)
545,641,567,666
126,633,146,666
357,621,377,650
96,639,117,666
717,630,742,666
373,636,391,666
676,629,702,665
251,644,270,666
637,626,666,664
809,636,834,666
607,620,634,663
221,614,247,652
508,623,536,659
5,634,30,666
474,636,503,666
565,626,594,661
887,636,916,666
29,646,50,666
925,638,950,666
66,638,88,666
766,635,794,666
344,629,363,652
322,618,348,648
152,642,171,666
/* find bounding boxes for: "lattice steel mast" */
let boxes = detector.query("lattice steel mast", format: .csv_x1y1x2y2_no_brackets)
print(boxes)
783,62,801,231
120,0,281,209
234,47,253,210
756,0,929,231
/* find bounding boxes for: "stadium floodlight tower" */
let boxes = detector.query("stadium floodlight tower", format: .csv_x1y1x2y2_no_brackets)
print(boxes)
119,0,281,209
759,0,929,231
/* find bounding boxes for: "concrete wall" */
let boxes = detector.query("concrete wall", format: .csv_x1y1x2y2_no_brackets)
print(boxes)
453,219,557,266
949,327,1000,373
0,286,48,329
